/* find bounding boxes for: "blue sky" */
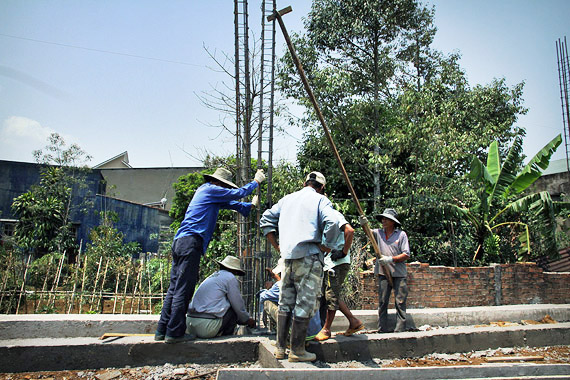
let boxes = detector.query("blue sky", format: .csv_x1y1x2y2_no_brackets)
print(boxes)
0,0,568,168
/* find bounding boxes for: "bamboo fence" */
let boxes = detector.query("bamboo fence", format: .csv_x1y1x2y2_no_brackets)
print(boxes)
0,253,170,315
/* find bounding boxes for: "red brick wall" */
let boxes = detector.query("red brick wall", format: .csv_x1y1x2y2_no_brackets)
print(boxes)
358,262,570,309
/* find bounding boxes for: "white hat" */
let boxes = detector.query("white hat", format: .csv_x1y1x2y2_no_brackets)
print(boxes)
305,171,326,186
204,168,238,189
272,258,285,275
217,255,245,276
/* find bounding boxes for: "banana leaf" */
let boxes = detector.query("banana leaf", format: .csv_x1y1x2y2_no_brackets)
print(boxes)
468,156,495,194
486,140,501,181
510,134,562,194
489,136,522,204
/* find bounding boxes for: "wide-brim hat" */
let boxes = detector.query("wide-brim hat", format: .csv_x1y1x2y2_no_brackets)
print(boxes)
379,208,401,226
272,258,285,275
217,255,245,276
203,168,238,189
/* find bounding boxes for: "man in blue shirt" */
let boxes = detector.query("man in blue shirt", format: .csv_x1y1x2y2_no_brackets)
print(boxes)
260,171,339,362
156,167,265,343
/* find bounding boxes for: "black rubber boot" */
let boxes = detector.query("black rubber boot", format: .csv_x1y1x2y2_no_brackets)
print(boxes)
275,311,291,359
288,316,316,362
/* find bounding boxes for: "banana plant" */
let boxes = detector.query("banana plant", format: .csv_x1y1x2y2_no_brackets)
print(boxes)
451,133,567,262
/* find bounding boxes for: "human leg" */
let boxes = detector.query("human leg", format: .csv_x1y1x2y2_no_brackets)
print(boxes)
165,235,202,339
315,269,336,341
156,246,179,339
377,275,392,332
289,255,322,362
219,307,239,336
393,277,408,332
275,259,295,359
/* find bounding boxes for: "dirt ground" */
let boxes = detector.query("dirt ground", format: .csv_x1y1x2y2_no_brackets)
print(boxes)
0,345,568,379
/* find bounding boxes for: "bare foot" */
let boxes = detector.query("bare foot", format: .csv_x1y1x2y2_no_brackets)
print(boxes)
315,328,331,341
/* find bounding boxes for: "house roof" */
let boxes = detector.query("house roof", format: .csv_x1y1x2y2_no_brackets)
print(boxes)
93,151,132,169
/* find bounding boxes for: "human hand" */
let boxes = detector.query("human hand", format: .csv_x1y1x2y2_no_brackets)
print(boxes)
358,215,369,226
379,255,393,265
254,169,266,184
247,318,256,328
251,195,260,208
329,249,345,261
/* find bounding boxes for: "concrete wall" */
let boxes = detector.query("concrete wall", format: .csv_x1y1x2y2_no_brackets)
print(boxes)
359,262,570,309
100,167,202,211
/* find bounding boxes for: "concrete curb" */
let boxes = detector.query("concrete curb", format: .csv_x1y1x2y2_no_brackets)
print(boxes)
0,314,158,339
1,304,567,339
0,336,259,373
257,323,570,368
217,365,570,380
305,323,570,362
1,323,568,373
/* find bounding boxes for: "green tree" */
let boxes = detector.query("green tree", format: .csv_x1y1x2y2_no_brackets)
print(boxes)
11,133,92,257
452,134,568,262
278,0,528,265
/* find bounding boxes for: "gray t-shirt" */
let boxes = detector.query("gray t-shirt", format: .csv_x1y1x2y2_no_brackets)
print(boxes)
373,228,410,278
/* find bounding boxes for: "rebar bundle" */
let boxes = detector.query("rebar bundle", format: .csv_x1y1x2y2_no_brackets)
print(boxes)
556,36,570,172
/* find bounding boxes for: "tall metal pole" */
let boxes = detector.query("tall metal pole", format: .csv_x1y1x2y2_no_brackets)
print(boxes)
269,7,393,286
557,37,570,173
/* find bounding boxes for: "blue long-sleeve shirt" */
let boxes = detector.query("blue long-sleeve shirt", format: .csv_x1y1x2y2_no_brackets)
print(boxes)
260,186,339,259
174,181,258,254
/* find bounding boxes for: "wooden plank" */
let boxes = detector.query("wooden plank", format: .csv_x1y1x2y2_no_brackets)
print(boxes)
99,333,154,340
487,356,544,362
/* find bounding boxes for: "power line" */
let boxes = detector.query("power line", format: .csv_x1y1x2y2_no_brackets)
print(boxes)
0,32,203,67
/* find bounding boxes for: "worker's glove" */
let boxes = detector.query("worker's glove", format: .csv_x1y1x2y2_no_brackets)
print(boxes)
254,169,266,184
358,215,369,226
379,255,393,265
251,195,260,208
329,249,346,261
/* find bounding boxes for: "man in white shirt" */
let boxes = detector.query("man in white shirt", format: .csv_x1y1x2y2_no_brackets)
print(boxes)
260,171,339,362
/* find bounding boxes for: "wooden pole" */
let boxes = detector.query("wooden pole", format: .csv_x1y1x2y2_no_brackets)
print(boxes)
0,251,13,311
269,6,393,285
15,255,32,314
36,255,53,312
78,255,88,313
89,256,103,312
112,272,121,314
120,266,130,314
97,259,109,313
67,261,80,314
146,260,152,314
49,251,66,309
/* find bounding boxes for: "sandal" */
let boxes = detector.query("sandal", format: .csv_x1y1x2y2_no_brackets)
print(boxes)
343,323,364,336
314,330,331,341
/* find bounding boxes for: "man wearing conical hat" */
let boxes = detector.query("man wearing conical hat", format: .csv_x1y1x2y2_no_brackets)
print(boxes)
372,208,410,333
156,167,265,343
185,255,255,338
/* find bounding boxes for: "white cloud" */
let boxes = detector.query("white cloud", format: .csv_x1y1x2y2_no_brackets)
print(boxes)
1,116,53,143
0,116,56,162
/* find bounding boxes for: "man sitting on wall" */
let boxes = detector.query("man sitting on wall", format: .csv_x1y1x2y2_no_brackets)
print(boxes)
186,255,255,338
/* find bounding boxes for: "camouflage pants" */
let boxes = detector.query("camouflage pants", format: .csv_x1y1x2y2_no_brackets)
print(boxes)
278,254,323,319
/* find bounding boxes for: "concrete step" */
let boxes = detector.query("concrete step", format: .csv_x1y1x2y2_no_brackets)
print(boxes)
259,323,570,366
1,322,568,373
1,304,568,339
217,366,570,380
